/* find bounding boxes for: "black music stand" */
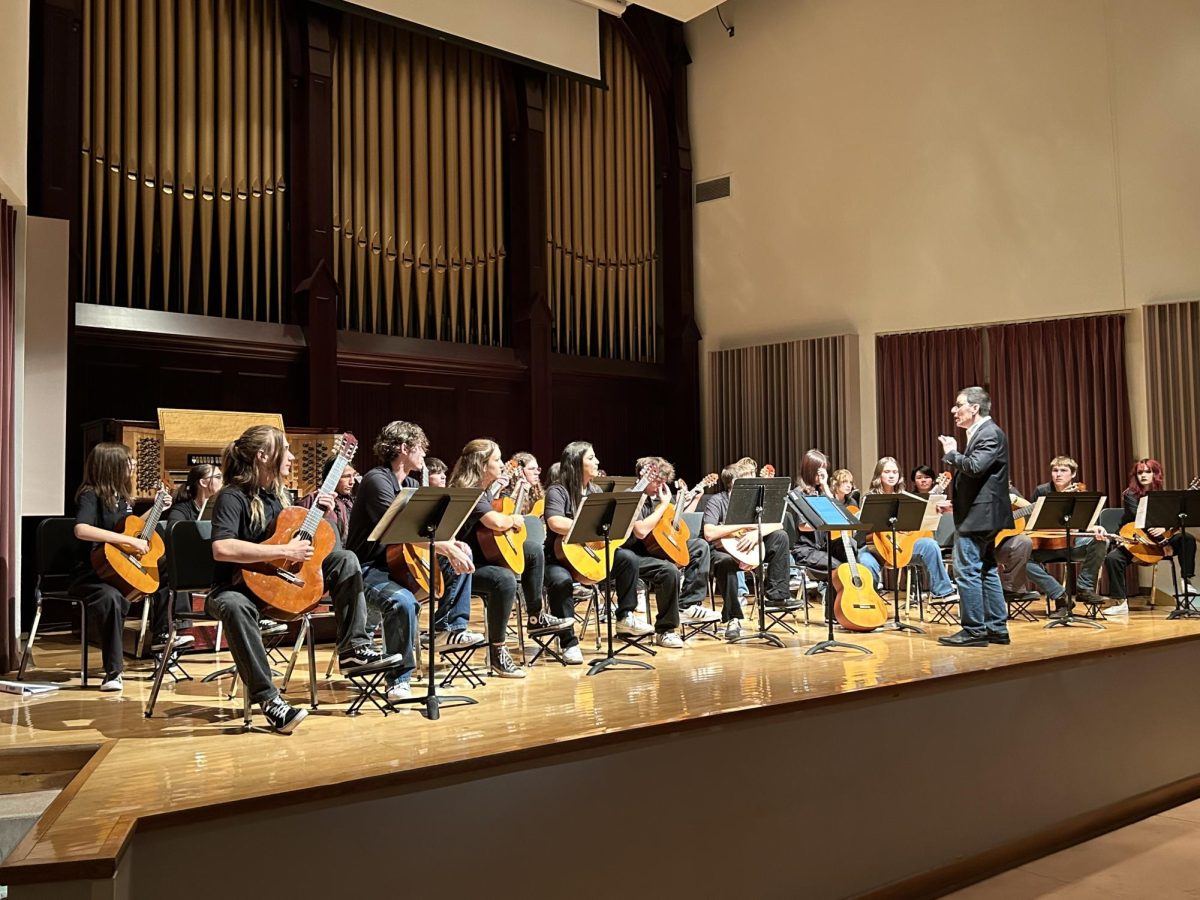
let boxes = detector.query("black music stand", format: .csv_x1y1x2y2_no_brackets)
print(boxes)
1028,492,1106,631
570,493,647,676
858,493,931,635
789,494,871,656
593,476,639,493
727,477,792,648
371,486,482,719
1139,492,1200,619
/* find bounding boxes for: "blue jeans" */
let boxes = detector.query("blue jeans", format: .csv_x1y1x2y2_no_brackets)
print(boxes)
362,565,420,684
432,556,474,635
953,532,1008,638
1026,536,1105,601
859,538,955,597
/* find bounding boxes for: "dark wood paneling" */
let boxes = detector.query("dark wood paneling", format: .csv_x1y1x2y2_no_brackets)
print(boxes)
549,371,671,479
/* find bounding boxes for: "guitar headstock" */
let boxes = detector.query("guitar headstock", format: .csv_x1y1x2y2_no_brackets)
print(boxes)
760,464,776,478
698,473,718,491
933,470,952,494
639,460,663,481
1187,475,1200,491
333,432,360,462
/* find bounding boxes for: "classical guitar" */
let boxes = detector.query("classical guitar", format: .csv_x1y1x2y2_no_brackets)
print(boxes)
870,471,950,568
1116,475,1200,565
645,474,718,567
554,463,657,584
475,460,528,574
1027,482,1085,551
720,464,783,568
385,465,445,601
833,527,888,632
240,434,358,620
91,482,171,602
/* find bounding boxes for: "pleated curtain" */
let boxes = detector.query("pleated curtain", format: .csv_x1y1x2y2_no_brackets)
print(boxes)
1143,300,1200,487
707,336,850,476
81,0,287,321
875,328,984,477
332,18,506,344
546,25,657,362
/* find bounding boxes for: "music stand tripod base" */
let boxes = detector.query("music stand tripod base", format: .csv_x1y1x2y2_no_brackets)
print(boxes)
857,493,928,636
1044,613,1105,631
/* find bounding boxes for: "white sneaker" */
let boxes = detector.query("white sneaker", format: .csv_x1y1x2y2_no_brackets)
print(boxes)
724,619,743,642
615,613,654,636
681,605,721,624
387,681,413,702
100,673,123,692
562,644,584,665
933,591,960,603
1104,600,1129,618
436,630,485,650
654,632,684,649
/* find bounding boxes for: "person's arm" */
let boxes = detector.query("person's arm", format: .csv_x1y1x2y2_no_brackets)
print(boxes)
434,540,475,573
212,537,312,565
480,510,522,532
632,491,670,539
74,492,148,555
941,429,1003,476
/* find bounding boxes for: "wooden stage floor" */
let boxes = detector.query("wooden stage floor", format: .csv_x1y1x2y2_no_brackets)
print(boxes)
4,601,1200,887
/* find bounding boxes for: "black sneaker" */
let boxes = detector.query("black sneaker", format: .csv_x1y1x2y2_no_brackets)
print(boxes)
489,645,527,679
339,645,388,670
528,612,573,633
260,695,308,734
151,632,195,651
259,618,288,636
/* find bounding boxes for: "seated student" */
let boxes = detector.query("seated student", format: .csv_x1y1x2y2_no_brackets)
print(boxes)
622,456,721,649
995,482,1038,604
790,451,854,577
830,468,862,510
298,456,357,546
542,441,653,664
855,457,959,603
1023,455,1109,618
703,457,793,641
910,465,936,498
69,443,160,692
208,426,385,733
1102,458,1196,616
507,451,546,517
345,421,483,701
449,439,571,677
425,457,448,487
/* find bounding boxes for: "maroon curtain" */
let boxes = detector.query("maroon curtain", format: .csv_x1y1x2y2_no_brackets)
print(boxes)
0,197,14,672
876,328,984,476
987,315,1133,503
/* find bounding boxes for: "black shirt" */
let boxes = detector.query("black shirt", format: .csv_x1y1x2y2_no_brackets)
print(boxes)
702,490,731,531
210,486,285,591
166,499,202,524
543,482,600,553
460,490,498,563
345,466,420,570
624,492,665,556
74,489,133,576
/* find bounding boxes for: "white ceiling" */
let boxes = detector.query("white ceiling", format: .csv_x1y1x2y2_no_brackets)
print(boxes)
632,0,724,21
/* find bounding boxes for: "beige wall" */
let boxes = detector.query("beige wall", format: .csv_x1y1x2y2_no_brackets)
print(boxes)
687,0,1200,471
0,0,28,206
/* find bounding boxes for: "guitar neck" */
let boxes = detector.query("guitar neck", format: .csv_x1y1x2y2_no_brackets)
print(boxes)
139,490,169,540
299,456,350,539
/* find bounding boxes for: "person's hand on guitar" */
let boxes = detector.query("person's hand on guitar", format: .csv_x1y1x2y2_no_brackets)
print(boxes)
436,540,476,575
314,489,336,512
279,538,314,563
504,514,524,533
119,536,150,557
1148,527,1168,540
734,529,759,554
1090,524,1109,540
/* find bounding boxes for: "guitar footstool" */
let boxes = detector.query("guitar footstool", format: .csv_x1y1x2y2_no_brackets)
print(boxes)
344,653,406,716
439,645,486,689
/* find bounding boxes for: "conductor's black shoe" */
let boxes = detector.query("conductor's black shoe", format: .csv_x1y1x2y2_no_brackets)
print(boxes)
1048,604,1072,620
937,631,988,647
987,632,1011,645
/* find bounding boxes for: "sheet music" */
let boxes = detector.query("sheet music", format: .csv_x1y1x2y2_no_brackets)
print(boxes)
901,491,943,531
1135,495,1149,530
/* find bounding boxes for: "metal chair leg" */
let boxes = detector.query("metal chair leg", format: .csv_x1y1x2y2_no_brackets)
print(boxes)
18,599,43,681
305,616,319,709
242,679,252,730
145,627,176,718
324,649,337,679
282,616,309,691
80,603,90,688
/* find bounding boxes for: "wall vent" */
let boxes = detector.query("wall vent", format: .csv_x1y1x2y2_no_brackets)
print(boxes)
694,175,731,204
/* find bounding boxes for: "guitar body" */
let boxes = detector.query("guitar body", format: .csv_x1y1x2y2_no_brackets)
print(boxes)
1118,523,1172,566
994,514,1028,547
555,535,626,585
239,508,335,620
870,530,929,568
476,496,527,574
386,543,446,601
719,535,761,569
832,560,888,632
90,515,166,601
531,497,545,518
644,505,691,566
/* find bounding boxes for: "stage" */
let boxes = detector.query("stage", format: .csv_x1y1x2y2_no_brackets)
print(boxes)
5,602,1200,899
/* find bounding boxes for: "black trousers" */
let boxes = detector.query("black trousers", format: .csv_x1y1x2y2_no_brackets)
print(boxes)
472,564,518,644
710,529,791,621
68,575,130,676
1104,533,1196,599
631,551,681,633
680,537,711,608
543,545,639,649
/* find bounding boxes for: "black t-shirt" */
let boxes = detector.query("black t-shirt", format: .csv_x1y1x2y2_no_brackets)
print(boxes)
461,491,498,563
624,492,661,556
166,499,201,524
702,490,731,531
345,466,420,570
543,482,601,552
210,486,285,590
74,489,133,575
1121,489,1141,526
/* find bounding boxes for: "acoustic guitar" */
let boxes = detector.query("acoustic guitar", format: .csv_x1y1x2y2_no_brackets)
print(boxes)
644,473,718,566
553,463,658,584
475,460,529,574
1116,475,1199,565
385,465,445,601
719,464,783,568
833,528,888,632
1027,482,1085,551
869,471,950,568
91,482,171,601
240,434,358,620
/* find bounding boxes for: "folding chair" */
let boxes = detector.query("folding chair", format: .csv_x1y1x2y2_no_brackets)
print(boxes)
281,605,331,709
19,519,94,687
